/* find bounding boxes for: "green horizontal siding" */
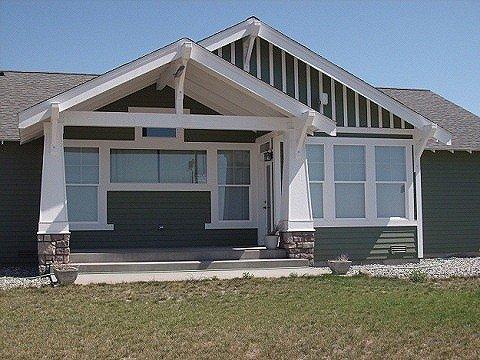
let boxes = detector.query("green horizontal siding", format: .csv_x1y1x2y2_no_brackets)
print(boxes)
421,151,480,255
314,226,417,262
64,126,135,140
0,139,43,263
71,191,257,249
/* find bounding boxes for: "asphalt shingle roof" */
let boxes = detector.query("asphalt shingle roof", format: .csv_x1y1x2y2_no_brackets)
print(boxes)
1,70,478,150
379,88,480,151
0,71,96,141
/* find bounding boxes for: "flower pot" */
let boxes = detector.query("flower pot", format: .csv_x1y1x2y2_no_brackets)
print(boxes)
327,260,352,275
53,266,79,286
264,235,279,250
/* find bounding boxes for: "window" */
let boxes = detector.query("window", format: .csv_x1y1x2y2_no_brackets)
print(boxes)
306,144,324,218
110,149,207,184
142,128,177,138
334,145,365,218
375,146,406,218
65,147,99,222
217,150,250,220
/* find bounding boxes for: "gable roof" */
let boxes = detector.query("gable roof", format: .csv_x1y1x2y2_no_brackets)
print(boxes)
16,38,335,142
380,88,480,151
199,17,451,145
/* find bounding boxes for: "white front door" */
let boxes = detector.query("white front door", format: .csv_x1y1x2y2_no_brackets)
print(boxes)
259,149,275,243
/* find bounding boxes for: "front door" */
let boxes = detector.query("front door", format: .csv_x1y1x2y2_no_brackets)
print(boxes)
258,149,275,243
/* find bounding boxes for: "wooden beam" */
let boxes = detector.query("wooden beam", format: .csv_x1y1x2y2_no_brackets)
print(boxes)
61,111,295,132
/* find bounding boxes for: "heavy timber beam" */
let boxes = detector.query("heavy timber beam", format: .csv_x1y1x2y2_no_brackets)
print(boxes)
174,42,192,115
242,20,261,72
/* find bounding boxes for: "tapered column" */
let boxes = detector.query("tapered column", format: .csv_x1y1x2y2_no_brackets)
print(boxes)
37,104,70,273
279,127,315,265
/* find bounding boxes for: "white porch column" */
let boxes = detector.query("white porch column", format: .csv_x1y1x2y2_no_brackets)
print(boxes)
279,128,314,231
37,104,70,273
413,124,437,259
278,125,315,265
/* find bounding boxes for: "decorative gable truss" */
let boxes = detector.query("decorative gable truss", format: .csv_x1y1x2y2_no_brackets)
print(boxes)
200,18,451,144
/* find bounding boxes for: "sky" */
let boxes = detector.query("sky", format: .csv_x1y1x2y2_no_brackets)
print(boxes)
1,0,479,115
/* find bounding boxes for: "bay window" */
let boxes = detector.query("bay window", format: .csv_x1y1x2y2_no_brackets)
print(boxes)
217,150,250,220
375,146,407,218
306,144,324,218
65,147,99,222
334,145,366,218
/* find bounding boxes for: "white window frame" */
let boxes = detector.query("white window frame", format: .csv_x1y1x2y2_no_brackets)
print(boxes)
216,149,251,222
306,136,415,227
306,144,325,219
374,146,408,219
333,144,366,219
64,137,258,231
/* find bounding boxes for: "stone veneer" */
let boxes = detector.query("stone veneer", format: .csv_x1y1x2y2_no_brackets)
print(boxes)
279,231,315,265
37,234,70,274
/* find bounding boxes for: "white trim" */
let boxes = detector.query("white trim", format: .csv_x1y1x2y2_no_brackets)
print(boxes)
230,42,236,66
355,92,360,127
336,127,414,135
19,38,335,140
342,85,347,127
256,37,261,79
366,99,372,127
293,57,299,100
198,18,451,144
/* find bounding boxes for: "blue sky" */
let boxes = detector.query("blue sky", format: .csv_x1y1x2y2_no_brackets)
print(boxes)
1,0,479,115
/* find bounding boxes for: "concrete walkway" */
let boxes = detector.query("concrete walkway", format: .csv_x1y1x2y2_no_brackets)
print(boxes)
75,266,330,285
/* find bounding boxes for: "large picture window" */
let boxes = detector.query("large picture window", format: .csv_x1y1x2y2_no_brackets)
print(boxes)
217,150,250,220
306,144,324,218
334,145,366,218
110,149,207,184
65,147,99,222
375,146,406,218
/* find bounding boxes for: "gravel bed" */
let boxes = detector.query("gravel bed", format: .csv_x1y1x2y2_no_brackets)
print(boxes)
349,257,480,279
0,266,51,290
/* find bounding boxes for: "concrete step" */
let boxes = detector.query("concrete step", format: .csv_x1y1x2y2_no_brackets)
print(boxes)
72,258,309,274
70,247,287,263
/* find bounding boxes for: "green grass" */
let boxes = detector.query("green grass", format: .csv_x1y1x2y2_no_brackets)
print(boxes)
1,276,479,359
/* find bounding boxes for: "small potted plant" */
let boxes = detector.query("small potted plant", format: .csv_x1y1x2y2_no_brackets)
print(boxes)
264,227,280,250
327,254,352,275
52,263,79,286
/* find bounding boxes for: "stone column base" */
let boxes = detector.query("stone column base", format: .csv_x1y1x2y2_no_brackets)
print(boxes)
37,234,71,274
279,231,315,266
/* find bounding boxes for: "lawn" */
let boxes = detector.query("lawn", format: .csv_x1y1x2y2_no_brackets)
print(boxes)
1,276,479,359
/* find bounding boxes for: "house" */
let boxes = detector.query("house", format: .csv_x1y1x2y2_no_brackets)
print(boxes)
1,17,479,274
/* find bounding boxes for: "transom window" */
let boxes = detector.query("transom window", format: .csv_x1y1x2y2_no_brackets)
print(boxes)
334,145,366,218
375,146,407,218
110,149,207,184
142,128,177,138
217,150,250,220
306,144,324,218
64,147,99,222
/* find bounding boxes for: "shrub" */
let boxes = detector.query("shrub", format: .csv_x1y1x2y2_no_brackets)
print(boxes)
409,270,428,283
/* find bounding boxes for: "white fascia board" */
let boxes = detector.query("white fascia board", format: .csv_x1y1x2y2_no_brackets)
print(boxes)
61,111,295,131
190,45,328,121
199,18,256,51
200,18,451,144
18,40,185,130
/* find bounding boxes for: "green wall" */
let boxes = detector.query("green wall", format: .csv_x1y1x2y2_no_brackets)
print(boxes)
421,151,480,255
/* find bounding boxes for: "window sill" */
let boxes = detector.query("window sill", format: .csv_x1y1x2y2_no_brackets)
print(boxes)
69,222,115,231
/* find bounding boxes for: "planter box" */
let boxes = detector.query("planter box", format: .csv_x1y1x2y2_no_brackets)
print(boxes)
264,235,279,250
53,266,79,286
327,260,352,275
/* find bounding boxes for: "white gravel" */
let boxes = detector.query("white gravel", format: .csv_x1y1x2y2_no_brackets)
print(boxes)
0,266,51,290
350,257,480,279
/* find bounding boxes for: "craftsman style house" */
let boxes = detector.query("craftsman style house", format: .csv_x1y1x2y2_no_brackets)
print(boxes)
1,18,479,273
